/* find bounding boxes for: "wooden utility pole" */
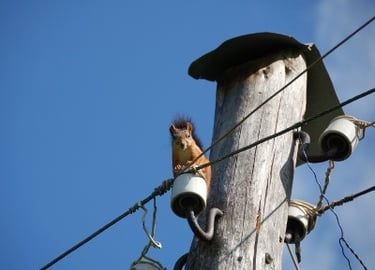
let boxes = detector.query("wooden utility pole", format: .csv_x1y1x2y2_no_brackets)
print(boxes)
185,35,308,270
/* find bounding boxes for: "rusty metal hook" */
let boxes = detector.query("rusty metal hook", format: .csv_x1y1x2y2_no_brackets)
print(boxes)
173,253,188,270
185,206,223,242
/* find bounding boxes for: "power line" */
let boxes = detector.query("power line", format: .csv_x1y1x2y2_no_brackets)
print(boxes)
40,16,375,270
186,16,375,170
304,159,369,270
41,87,374,270
318,185,375,215
293,133,373,269
40,179,173,270
195,87,375,171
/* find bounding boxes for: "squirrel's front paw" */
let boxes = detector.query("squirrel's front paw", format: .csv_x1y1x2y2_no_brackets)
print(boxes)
182,164,199,175
175,164,191,174
174,164,183,175
174,164,183,171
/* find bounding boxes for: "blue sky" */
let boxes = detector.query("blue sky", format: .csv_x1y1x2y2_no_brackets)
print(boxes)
1,1,374,269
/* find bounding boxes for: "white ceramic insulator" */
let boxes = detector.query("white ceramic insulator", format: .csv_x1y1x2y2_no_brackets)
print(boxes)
288,204,309,241
319,116,360,161
171,173,207,218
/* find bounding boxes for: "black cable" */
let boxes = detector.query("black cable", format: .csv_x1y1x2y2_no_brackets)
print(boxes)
303,149,369,269
188,16,375,168
307,159,368,270
40,16,375,270
40,88,374,270
318,185,375,214
40,179,173,270
40,83,374,270
195,87,375,170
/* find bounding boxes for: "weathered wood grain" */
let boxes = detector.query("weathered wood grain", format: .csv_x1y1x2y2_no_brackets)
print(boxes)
186,49,307,270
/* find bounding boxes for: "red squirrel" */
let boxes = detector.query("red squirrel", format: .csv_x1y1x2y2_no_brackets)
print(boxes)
169,118,211,191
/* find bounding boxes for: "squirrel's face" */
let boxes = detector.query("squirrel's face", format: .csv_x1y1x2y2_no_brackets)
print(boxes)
170,124,193,151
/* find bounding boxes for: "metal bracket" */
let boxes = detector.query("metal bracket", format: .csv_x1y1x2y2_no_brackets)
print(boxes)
294,131,339,163
185,206,223,241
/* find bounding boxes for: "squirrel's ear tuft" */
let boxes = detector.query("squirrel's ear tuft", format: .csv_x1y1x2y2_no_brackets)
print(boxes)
169,124,178,136
186,122,193,132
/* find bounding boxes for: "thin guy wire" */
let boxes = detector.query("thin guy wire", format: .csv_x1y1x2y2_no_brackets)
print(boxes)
286,243,301,270
302,156,353,269
303,154,368,269
300,133,369,270
184,16,375,173
316,160,335,209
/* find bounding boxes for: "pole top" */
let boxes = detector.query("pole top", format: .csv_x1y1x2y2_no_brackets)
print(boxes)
188,32,344,159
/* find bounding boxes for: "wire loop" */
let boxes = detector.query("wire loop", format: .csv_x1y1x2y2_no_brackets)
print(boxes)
316,160,335,209
130,198,164,269
289,200,318,233
140,201,162,249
